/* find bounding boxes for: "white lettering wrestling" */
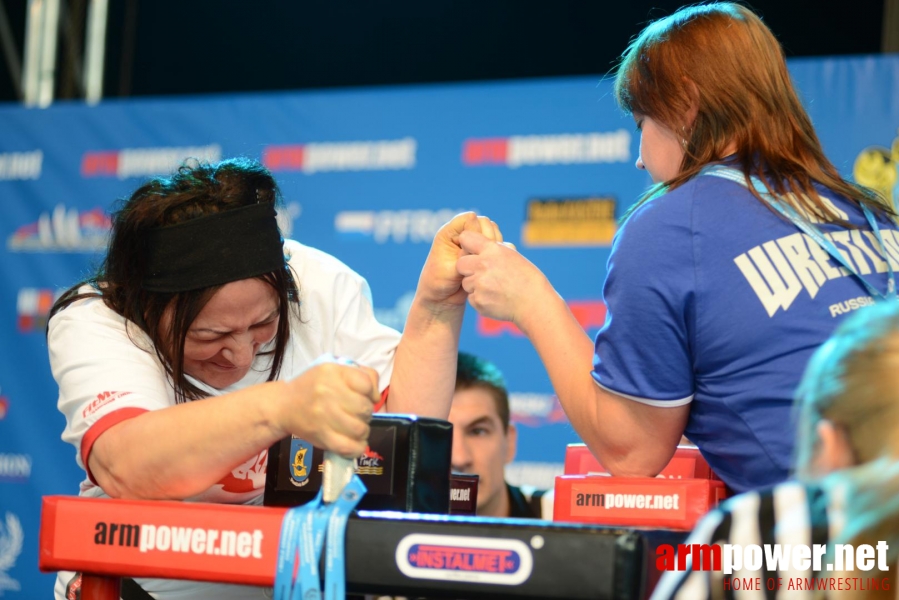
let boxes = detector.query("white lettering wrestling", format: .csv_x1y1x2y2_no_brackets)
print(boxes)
735,228,899,316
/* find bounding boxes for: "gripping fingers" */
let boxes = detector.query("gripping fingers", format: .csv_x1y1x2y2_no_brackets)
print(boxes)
326,430,370,459
339,363,378,403
476,216,495,242
357,365,380,406
490,219,503,244
475,216,504,244
461,275,477,295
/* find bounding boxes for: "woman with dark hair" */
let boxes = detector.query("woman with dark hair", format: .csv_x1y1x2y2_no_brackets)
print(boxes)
50,157,499,599
456,3,897,493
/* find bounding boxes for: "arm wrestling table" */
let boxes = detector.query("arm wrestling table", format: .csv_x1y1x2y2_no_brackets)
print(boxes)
39,495,684,600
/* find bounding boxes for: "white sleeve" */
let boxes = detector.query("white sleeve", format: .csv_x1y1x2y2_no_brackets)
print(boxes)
286,241,401,393
48,296,174,468
331,274,401,392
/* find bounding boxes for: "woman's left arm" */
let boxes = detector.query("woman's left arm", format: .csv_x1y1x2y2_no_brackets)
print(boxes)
385,212,500,417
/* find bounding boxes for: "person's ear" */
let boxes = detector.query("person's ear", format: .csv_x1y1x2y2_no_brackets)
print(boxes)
684,79,700,128
813,419,856,474
505,423,517,465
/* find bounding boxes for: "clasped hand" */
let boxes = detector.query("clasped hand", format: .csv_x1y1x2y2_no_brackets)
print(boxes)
456,225,546,327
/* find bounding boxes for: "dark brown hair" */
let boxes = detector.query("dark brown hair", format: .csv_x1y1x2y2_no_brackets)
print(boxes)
455,351,510,432
614,2,893,223
50,158,300,403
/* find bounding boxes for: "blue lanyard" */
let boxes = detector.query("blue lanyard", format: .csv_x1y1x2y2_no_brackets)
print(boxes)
275,475,366,600
702,164,897,301
323,476,365,599
274,497,305,599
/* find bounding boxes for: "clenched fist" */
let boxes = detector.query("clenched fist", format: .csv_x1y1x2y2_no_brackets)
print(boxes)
276,355,379,459
416,212,504,309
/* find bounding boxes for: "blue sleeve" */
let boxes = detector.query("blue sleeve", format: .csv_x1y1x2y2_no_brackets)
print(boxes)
592,189,696,405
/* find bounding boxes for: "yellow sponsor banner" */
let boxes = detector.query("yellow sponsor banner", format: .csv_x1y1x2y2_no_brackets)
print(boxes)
521,197,617,247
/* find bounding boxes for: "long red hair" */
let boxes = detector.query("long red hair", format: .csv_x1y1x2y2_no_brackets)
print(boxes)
614,2,893,224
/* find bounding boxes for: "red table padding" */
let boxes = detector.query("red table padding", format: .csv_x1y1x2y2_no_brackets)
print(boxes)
564,443,721,480
40,495,285,586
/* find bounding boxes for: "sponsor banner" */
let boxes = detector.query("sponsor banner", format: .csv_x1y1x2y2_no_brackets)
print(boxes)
504,461,564,491
477,300,606,337
521,196,617,247
462,131,630,168
853,127,899,205
275,202,302,238
374,290,415,331
0,150,42,181
7,205,110,253
0,512,23,594
81,145,221,179
0,454,32,483
509,393,568,427
335,208,468,244
263,137,416,174
0,394,7,420
17,288,65,333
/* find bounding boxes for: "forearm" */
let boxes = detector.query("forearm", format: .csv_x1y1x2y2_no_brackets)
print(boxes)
386,296,464,418
516,282,678,476
90,381,287,500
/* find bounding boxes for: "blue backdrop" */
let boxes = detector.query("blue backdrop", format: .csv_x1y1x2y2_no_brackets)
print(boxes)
0,54,898,595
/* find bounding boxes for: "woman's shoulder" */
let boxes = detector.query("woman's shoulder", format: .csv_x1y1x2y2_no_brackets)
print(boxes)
47,287,155,358
283,239,368,289
626,178,709,224
48,285,124,330
616,179,707,246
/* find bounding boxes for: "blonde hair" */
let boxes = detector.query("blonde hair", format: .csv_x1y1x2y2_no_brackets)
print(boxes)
614,2,892,224
794,301,899,474
795,302,899,599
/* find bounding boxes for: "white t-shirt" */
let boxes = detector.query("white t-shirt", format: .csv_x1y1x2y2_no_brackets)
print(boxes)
49,239,402,599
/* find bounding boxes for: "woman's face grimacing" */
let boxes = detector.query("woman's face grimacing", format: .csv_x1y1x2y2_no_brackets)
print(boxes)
183,278,280,389
633,113,686,184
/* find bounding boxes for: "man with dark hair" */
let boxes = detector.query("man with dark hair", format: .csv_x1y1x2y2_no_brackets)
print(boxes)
450,352,552,518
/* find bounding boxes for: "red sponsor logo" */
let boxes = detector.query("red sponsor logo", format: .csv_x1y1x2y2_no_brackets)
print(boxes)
81,151,119,177
477,300,606,337
461,138,509,165
82,391,132,418
262,145,305,171
0,397,8,420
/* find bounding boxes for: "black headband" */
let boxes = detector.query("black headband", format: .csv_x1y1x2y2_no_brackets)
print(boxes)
142,203,285,293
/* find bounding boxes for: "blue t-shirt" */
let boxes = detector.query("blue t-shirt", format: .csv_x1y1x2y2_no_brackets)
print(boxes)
592,173,897,492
